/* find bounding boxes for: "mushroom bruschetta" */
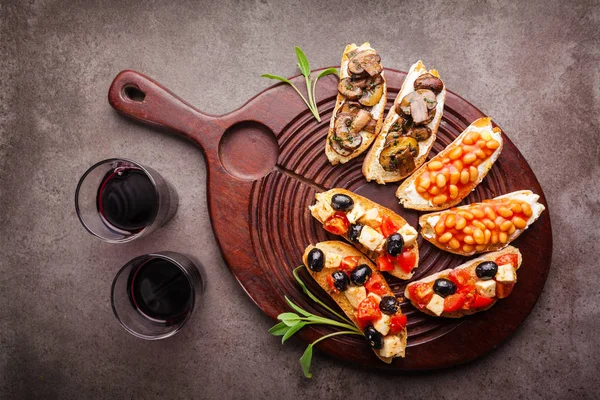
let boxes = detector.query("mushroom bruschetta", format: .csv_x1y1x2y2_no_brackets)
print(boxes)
363,61,446,183
326,43,387,165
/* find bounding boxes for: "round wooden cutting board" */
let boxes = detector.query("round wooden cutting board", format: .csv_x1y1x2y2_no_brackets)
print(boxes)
108,67,552,370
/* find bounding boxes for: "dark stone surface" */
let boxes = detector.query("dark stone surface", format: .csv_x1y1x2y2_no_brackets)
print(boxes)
1,0,598,398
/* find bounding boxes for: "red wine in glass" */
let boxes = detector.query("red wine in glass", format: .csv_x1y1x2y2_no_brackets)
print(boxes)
127,258,193,323
96,167,158,233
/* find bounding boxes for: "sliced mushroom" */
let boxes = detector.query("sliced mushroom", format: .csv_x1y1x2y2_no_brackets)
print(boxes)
385,131,402,146
397,89,437,125
406,126,432,141
379,137,418,174
340,100,364,115
338,78,363,100
352,109,372,133
414,73,444,94
330,137,354,156
348,50,383,77
359,84,383,106
332,112,363,155
363,119,377,134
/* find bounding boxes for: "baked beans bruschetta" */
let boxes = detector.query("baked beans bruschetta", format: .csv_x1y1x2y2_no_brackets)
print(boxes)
309,189,419,280
303,241,407,361
363,61,446,183
396,117,503,211
404,246,522,318
419,190,545,256
326,43,387,165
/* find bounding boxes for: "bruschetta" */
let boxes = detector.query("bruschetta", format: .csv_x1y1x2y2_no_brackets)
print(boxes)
396,117,503,211
404,246,522,318
363,61,446,183
309,188,419,280
303,241,407,361
419,190,545,256
326,43,387,165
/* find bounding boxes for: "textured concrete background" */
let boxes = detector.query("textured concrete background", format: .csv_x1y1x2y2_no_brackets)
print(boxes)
1,0,599,398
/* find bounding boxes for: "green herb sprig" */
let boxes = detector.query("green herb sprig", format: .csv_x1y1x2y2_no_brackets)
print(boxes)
262,47,339,122
269,266,363,378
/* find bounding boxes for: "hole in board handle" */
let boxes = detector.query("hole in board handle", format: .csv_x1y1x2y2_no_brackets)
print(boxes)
122,85,146,102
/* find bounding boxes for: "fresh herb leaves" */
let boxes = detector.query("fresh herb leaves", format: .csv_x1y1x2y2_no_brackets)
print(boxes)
262,47,338,122
269,266,363,378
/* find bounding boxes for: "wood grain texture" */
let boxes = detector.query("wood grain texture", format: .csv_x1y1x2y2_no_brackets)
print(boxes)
108,68,552,370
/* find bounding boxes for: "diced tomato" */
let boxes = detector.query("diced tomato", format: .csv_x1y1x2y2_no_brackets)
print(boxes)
354,312,367,331
444,293,466,312
458,285,476,309
395,248,417,273
323,212,349,235
381,215,400,238
326,275,339,294
356,296,381,324
472,295,495,309
365,273,388,296
339,256,360,274
389,315,407,334
496,282,515,299
376,255,394,272
495,254,518,267
407,282,433,309
380,249,417,274
449,269,473,287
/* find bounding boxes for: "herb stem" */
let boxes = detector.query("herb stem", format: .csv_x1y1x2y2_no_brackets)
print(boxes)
312,330,364,346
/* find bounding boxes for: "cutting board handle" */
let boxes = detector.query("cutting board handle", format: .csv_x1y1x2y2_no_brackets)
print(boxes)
108,70,219,151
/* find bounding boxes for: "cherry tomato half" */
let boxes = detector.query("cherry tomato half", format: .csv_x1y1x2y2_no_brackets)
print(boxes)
472,295,495,309
444,293,466,312
381,215,400,238
495,254,518,267
356,296,382,324
323,212,349,235
376,255,394,272
364,274,388,296
395,248,417,273
339,256,360,274
407,282,433,309
389,315,407,334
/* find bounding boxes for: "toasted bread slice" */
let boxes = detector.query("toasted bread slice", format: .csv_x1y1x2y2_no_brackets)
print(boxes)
419,190,545,256
404,246,522,318
363,61,446,184
303,241,407,361
396,117,503,211
326,43,387,165
309,188,419,279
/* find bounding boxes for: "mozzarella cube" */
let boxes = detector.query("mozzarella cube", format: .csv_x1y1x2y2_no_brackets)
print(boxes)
475,280,496,298
309,200,335,222
344,286,367,309
426,294,445,316
362,208,382,226
495,263,516,283
324,253,341,269
358,225,385,251
396,224,418,247
368,293,382,303
379,335,403,358
346,203,365,224
373,314,391,336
